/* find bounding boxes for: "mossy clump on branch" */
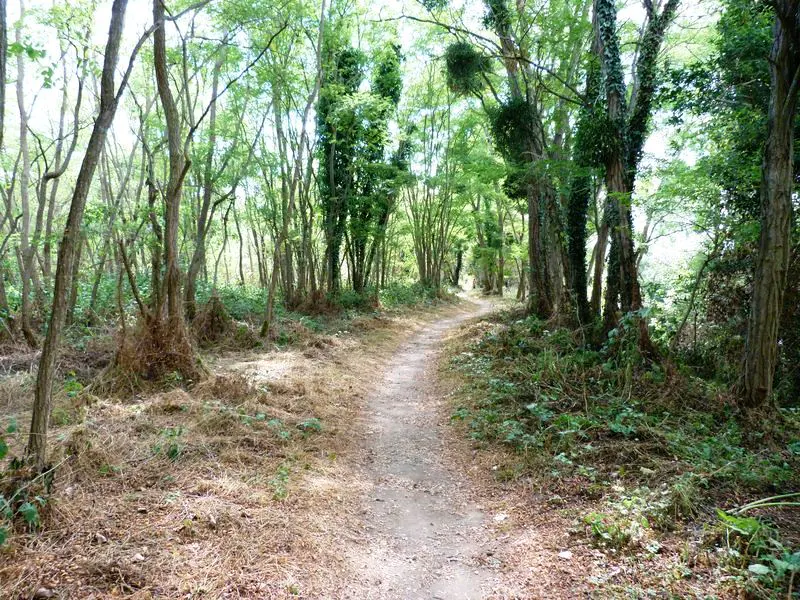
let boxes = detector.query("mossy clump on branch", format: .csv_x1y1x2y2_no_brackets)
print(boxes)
489,97,538,160
444,42,490,96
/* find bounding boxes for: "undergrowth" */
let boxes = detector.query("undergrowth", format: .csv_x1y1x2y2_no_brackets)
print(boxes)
448,308,800,597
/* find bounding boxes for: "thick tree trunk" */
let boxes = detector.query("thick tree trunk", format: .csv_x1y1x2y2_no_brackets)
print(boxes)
741,0,800,407
566,39,601,325
594,0,676,356
27,0,130,468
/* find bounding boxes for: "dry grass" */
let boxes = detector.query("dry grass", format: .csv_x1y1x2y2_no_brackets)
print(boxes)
0,371,34,414
90,316,208,400
0,302,458,599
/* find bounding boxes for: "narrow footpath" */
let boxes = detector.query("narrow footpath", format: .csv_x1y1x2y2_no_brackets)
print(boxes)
344,301,520,599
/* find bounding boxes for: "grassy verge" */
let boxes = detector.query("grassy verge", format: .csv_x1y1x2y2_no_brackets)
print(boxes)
444,306,800,598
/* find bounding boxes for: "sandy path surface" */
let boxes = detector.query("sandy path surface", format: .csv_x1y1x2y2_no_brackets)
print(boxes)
343,301,518,599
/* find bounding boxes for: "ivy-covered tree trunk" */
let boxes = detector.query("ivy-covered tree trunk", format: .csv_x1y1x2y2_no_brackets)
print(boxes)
318,46,362,297
595,0,678,355
740,0,800,407
566,43,601,326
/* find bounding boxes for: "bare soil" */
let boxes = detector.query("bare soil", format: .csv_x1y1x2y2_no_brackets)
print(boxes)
340,301,524,599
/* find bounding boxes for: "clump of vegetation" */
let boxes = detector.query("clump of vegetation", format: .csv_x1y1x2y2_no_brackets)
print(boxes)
96,316,208,394
447,309,800,595
192,294,235,347
192,294,261,350
0,418,49,546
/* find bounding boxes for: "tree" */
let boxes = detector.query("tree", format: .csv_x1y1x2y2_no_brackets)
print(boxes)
594,0,679,355
740,0,800,408
318,32,404,298
27,0,133,468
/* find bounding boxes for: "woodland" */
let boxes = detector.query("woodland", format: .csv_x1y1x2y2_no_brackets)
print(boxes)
0,0,798,597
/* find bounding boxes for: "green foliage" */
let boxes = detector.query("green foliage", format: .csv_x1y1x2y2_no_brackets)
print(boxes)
483,0,513,31
489,98,537,162
152,427,185,461
270,463,291,500
716,509,800,595
584,511,636,548
318,36,405,295
0,419,50,546
267,418,292,441
297,418,322,434
373,44,403,106
444,42,489,96
420,0,448,9
449,310,799,509
379,282,444,308
449,310,799,596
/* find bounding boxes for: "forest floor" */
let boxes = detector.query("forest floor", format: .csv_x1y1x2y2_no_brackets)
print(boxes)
0,296,538,599
3,296,789,598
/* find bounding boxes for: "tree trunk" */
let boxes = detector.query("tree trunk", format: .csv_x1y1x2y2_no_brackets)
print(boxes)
594,0,677,357
740,0,800,407
590,204,607,316
27,0,130,468
65,234,84,327
153,0,188,325
566,37,601,325
184,51,224,320
16,0,36,347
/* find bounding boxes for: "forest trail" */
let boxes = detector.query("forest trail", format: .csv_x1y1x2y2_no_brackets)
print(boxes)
343,299,515,599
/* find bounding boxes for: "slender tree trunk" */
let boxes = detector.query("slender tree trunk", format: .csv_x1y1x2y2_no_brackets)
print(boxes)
496,208,504,296
185,51,224,320
16,0,36,347
741,0,800,407
65,234,84,326
27,0,130,468
0,0,8,333
590,207,608,316
234,208,245,286
153,0,188,325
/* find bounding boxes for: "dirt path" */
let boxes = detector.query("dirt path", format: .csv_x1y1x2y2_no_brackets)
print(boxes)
344,300,518,599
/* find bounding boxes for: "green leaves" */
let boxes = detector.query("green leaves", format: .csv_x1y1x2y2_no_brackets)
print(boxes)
716,509,762,538
18,501,40,527
748,563,771,575
8,40,45,61
444,42,489,96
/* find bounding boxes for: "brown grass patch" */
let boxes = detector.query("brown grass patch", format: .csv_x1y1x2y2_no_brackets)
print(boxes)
0,301,461,598
91,317,207,398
